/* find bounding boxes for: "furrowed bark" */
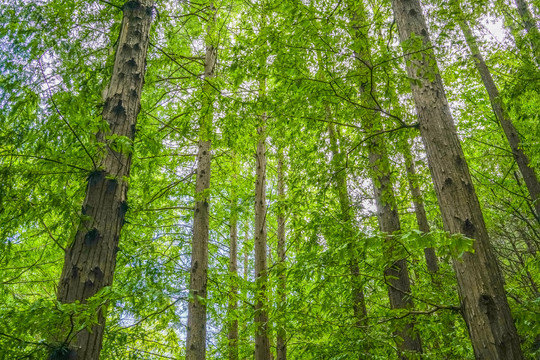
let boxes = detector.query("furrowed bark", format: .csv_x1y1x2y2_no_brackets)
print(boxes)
276,147,287,360
348,1,422,357
228,153,239,360
454,5,540,220
186,3,216,359
55,1,154,358
391,0,524,358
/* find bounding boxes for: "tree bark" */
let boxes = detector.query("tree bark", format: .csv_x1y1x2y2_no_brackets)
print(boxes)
401,136,439,274
327,122,368,330
367,131,423,358
348,1,422,357
454,5,540,220
55,1,154,358
276,148,287,360
391,0,524,359
186,3,216,359
228,153,239,360
254,124,271,360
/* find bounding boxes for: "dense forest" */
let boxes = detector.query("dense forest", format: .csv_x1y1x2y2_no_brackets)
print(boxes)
1,0,539,358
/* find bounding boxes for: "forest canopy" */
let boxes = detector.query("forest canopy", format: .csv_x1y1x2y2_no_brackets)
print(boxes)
0,0,539,359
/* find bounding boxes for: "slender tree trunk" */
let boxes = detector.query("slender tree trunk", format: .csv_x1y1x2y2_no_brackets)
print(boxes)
228,154,239,360
186,3,216,359
55,2,154,358
348,2,422,357
401,137,439,274
367,130,423,358
276,148,287,360
327,122,368,329
391,0,524,359
513,0,540,63
454,5,540,220
254,123,271,360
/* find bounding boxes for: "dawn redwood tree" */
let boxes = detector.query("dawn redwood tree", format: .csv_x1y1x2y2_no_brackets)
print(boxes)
391,0,524,358
254,116,271,360
349,2,422,356
228,153,239,360
401,135,439,274
513,0,540,63
327,122,368,329
55,1,154,358
452,1,540,220
276,147,287,360
186,2,217,359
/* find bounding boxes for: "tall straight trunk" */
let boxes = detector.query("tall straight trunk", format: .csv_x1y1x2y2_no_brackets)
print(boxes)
367,130,423,358
276,148,287,360
401,137,439,274
327,123,368,329
254,124,271,360
513,0,540,63
454,4,540,220
348,1,422,357
55,2,154,358
186,3,216,359
228,154,239,360
391,1,524,359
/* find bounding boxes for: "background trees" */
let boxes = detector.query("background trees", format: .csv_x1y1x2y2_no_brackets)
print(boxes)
0,0,539,359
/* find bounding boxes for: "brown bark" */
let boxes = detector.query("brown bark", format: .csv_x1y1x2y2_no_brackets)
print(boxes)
348,1,422,357
228,154,239,360
391,0,524,359
367,132,423,358
55,1,154,358
455,6,540,220
401,137,439,274
254,124,271,360
327,122,368,330
186,4,216,359
276,148,287,360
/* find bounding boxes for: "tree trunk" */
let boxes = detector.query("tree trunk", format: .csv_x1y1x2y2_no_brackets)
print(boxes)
368,131,423,358
391,0,524,359
55,1,154,358
276,148,287,360
401,136,439,274
327,122,368,329
228,153,239,360
254,124,271,360
186,3,216,359
348,1,422,357
513,0,540,63
455,5,540,220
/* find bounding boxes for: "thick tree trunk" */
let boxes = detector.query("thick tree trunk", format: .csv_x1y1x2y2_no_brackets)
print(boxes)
228,154,239,360
513,0,540,63
276,148,287,360
348,2,422,357
391,0,524,359
55,1,154,358
186,4,216,359
402,137,439,274
254,124,271,360
455,9,540,220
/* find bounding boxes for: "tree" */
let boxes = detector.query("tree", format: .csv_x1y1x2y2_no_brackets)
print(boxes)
53,1,154,358
186,2,217,359
391,0,524,358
